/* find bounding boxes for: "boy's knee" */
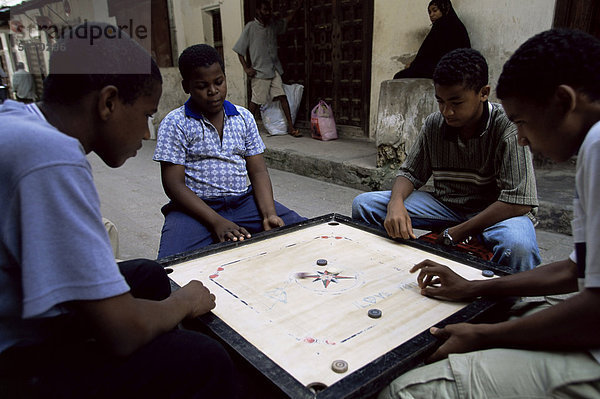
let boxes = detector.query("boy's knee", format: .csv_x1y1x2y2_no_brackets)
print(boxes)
352,193,370,217
133,330,236,399
168,331,236,397
378,359,459,399
492,237,540,272
119,259,171,300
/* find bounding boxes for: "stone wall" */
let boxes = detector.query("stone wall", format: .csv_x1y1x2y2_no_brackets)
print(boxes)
375,79,437,168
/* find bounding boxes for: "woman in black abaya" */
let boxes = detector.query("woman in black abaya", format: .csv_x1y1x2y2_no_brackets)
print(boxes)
393,0,470,79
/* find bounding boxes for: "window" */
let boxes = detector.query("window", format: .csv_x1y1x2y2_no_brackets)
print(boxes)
211,10,224,62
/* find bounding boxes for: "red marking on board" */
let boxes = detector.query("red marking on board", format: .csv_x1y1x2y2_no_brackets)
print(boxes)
326,340,336,345
303,337,315,343
209,274,219,279
335,236,343,239
217,267,224,271
321,236,329,239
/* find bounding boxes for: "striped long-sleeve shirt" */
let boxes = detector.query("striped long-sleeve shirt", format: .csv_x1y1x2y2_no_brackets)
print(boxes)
398,101,538,214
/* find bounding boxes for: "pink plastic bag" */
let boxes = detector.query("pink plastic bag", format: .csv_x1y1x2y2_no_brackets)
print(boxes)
310,100,338,141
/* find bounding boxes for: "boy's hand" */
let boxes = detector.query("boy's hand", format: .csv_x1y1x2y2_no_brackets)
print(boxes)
435,225,470,245
410,259,475,300
426,323,488,363
173,280,216,318
263,215,284,231
213,219,251,243
244,67,257,77
384,202,416,239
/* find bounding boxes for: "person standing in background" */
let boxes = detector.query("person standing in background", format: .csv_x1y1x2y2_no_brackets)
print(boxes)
233,0,302,137
12,62,36,103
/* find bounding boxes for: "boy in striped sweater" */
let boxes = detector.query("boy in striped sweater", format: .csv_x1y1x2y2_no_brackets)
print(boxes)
353,48,540,272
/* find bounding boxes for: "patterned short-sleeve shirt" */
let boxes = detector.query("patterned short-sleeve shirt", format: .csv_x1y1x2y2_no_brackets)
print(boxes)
153,100,265,198
398,102,538,214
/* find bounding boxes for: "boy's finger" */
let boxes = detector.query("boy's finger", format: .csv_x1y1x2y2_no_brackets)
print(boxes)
430,326,451,340
239,227,251,237
410,261,428,273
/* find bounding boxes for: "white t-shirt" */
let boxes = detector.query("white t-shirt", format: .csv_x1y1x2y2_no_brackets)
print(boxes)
570,120,600,362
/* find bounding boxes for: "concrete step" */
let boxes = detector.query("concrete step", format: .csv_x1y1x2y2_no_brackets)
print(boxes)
260,130,574,236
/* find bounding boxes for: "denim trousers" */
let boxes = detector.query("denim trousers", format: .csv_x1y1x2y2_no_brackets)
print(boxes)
352,190,541,272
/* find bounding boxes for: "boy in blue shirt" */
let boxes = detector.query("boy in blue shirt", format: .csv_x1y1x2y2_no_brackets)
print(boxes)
154,44,305,258
0,23,234,398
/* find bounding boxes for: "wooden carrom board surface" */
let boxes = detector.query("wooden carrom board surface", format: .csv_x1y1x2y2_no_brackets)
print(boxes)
163,214,510,399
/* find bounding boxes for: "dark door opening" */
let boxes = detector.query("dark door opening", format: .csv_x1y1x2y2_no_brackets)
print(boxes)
243,0,374,138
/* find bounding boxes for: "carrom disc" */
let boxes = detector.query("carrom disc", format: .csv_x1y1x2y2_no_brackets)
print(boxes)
331,359,348,373
482,269,494,278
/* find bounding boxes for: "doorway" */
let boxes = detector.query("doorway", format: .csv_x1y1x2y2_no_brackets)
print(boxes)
243,0,374,138
553,0,600,39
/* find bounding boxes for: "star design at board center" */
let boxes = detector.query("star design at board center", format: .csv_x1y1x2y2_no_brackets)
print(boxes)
305,270,355,288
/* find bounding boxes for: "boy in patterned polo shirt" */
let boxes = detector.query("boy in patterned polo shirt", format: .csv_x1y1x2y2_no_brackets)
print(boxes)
352,48,541,272
154,44,305,258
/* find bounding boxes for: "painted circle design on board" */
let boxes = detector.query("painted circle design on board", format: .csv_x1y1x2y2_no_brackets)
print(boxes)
293,266,363,294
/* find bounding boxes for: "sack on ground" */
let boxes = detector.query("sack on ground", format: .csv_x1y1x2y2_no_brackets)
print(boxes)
261,83,304,136
310,100,337,141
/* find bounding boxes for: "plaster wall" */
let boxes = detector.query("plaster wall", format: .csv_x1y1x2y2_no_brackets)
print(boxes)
376,79,437,168
219,0,246,106
151,67,189,137
370,0,556,140
170,0,205,58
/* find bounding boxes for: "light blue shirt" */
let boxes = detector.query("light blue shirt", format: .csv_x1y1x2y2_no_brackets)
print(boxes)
0,101,129,353
12,69,36,100
153,100,265,198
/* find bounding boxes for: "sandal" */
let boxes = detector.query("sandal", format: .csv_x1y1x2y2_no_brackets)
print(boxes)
289,129,302,137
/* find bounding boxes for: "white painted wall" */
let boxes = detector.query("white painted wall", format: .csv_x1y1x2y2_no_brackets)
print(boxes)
219,0,245,106
370,0,556,140
170,0,206,55
458,0,556,97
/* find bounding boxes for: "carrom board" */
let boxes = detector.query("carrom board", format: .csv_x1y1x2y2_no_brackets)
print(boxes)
162,214,511,399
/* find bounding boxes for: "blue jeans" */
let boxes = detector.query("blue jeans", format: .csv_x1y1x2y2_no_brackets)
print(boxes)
158,187,306,259
352,190,541,272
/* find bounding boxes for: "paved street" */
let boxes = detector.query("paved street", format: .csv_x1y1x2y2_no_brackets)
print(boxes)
89,140,573,265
